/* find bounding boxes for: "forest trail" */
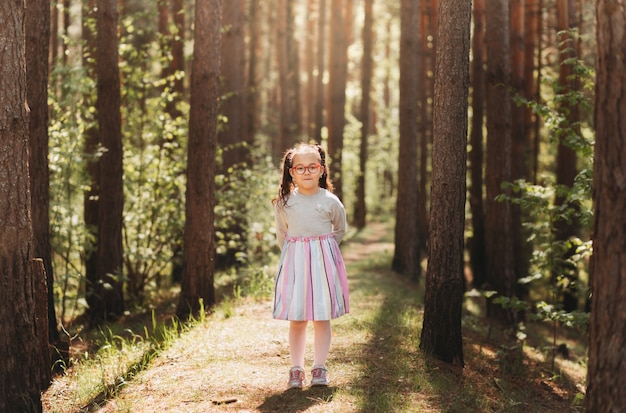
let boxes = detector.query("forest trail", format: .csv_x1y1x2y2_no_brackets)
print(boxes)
44,221,585,412
95,222,402,412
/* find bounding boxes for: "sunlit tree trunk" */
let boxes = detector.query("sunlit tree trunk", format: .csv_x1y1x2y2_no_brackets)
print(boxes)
469,0,487,289
354,0,373,229
177,0,221,318
484,0,516,325
327,0,348,200
0,3,45,409
392,0,420,281
88,0,125,324
586,2,626,409
420,0,471,367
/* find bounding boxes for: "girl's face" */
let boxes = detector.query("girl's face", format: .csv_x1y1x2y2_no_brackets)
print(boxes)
290,152,324,195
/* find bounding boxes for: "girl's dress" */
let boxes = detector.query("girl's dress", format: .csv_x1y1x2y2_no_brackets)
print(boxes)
273,188,349,321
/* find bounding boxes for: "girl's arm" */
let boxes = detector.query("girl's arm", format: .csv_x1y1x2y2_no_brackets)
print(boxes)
330,199,347,244
274,205,287,247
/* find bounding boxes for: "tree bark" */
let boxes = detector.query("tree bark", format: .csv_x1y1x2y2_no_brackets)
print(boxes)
327,0,348,200
313,0,327,143
354,0,373,229
0,3,45,409
177,0,221,318
553,0,581,312
484,0,517,325
27,0,62,377
469,0,487,289
88,0,125,324
220,0,247,168
586,2,626,409
392,0,420,281
419,0,470,367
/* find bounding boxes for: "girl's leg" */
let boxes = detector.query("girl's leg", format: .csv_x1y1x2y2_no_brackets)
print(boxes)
313,320,332,367
289,320,308,368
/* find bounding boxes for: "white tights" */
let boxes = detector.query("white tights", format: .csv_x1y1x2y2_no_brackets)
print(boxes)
289,320,331,369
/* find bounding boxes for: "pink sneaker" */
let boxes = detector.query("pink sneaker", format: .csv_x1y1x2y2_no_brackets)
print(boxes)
288,366,306,389
311,366,330,386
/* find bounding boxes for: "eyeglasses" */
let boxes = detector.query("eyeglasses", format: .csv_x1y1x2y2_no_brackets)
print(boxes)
291,164,322,175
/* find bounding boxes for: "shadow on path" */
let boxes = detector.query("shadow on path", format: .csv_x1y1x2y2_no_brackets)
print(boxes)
257,386,338,413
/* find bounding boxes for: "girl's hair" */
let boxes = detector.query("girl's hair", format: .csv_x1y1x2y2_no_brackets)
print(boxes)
272,142,334,207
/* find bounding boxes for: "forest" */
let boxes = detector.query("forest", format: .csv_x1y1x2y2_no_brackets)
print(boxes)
1,0,625,412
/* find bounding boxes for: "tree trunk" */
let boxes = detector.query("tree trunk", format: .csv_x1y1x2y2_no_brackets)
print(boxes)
354,0,373,229
553,0,580,312
484,0,517,325
313,0,327,143
0,3,45,409
216,0,248,270
510,0,532,303
392,0,420,281
177,0,221,318
417,0,437,253
468,0,487,289
327,0,348,200
247,0,261,145
586,2,626,409
88,0,125,324
27,0,62,378
220,0,247,168
420,0,470,367
82,0,100,321
524,0,540,184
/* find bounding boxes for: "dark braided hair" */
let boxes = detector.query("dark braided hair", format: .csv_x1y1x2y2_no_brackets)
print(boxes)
272,143,334,207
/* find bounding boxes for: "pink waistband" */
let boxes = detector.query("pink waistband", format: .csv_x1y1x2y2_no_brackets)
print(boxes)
285,234,333,242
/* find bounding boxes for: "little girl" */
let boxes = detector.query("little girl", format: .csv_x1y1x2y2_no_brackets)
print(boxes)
272,142,350,389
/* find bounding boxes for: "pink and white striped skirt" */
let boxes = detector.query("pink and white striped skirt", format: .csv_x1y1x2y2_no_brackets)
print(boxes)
273,234,349,321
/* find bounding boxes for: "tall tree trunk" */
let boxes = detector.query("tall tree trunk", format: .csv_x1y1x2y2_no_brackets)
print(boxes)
419,0,470,367
417,0,437,252
469,0,487,289
327,0,348,200
0,3,45,409
392,0,420,281
28,0,66,380
304,0,316,139
554,0,580,312
276,0,301,154
524,0,540,184
216,0,248,270
485,0,516,325
247,0,260,144
354,0,373,229
313,0,327,142
89,0,125,324
510,0,532,303
220,0,247,168
586,2,626,409
82,0,100,320
177,0,221,318
171,0,185,98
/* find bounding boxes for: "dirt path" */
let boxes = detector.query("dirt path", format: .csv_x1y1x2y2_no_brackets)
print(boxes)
95,223,399,413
